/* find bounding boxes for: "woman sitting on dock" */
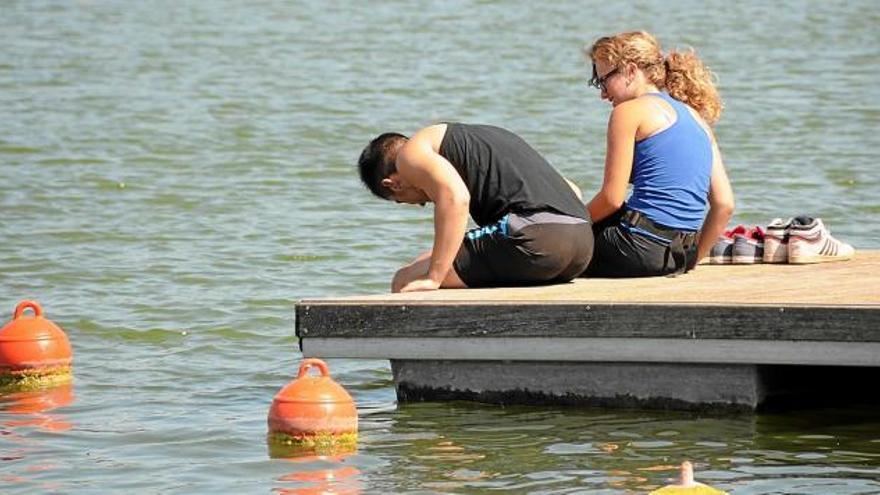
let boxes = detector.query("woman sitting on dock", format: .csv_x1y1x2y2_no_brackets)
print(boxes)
582,31,735,277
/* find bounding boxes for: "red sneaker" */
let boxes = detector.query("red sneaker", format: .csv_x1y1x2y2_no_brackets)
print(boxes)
732,226,765,264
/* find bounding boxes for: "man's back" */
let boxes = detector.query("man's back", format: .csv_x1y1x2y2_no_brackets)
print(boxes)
439,123,587,226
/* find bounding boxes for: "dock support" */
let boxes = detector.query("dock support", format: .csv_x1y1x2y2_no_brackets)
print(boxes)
392,360,765,411
391,360,880,411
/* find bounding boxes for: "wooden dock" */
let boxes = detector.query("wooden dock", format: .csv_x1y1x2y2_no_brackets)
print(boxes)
296,251,880,411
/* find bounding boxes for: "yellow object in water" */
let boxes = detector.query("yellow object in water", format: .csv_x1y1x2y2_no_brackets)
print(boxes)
266,431,357,458
650,461,727,495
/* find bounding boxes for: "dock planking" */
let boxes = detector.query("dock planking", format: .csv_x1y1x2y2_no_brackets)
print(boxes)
300,251,879,306
296,251,880,410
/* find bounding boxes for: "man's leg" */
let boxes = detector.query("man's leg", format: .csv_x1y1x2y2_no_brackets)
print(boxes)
391,251,467,293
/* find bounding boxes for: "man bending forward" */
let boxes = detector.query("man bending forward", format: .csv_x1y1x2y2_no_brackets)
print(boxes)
358,123,593,292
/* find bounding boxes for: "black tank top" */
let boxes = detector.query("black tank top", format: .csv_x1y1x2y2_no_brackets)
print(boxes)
438,123,587,226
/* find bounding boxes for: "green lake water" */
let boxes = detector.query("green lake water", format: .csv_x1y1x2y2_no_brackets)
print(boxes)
1,1,879,493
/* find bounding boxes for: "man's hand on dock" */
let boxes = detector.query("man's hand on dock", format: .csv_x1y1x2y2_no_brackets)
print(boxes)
399,278,441,293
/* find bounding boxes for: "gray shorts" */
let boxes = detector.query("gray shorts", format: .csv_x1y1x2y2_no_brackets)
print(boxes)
452,211,593,288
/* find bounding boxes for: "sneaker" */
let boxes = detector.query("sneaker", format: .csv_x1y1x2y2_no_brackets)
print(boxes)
732,226,765,264
763,218,791,263
788,217,854,264
709,225,746,264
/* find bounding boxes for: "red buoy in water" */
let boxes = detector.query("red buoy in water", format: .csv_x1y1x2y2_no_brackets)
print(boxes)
267,358,357,456
0,300,73,392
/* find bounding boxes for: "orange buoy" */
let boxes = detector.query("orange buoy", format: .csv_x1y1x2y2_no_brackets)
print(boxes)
0,300,73,393
267,358,357,456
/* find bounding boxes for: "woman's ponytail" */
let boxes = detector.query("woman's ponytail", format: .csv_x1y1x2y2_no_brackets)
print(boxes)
663,49,723,125
588,31,723,125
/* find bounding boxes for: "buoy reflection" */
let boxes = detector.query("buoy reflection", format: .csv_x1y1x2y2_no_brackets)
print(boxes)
273,454,362,495
1,383,74,432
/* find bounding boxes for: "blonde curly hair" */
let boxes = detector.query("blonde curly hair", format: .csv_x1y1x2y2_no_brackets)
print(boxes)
586,31,723,125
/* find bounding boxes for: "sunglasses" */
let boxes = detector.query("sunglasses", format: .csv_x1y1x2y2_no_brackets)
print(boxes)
588,65,619,92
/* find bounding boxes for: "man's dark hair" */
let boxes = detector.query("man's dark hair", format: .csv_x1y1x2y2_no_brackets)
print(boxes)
358,132,408,200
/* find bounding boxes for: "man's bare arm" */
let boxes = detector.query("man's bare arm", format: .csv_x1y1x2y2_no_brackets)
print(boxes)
396,125,471,287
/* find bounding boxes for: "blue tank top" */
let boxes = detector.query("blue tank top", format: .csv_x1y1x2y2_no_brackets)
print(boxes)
626,92,712,231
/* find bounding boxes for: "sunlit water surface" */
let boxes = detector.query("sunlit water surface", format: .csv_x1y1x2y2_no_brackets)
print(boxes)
1,1,879,493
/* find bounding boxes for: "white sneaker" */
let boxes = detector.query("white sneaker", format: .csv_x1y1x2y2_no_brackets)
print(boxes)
763,218,791,263
788,217,855,264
